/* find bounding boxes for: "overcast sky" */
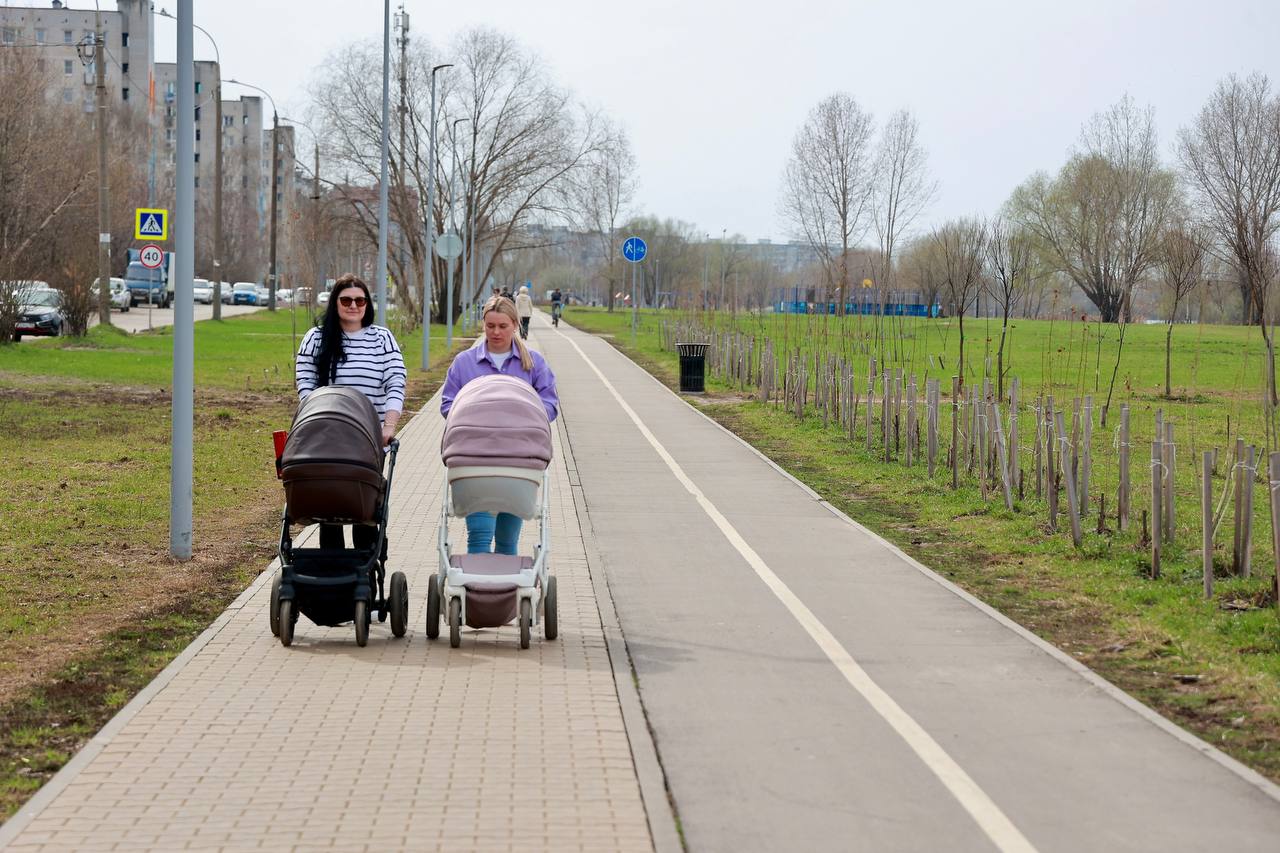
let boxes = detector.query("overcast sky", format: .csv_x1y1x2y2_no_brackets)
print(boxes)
97,0,1280,242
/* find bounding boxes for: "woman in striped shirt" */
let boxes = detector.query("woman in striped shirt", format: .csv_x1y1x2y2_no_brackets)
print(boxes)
295,273,407,550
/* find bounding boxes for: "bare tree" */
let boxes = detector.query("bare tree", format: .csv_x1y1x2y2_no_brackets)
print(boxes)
932,217,987,389
899,236,944,315
780,92,876,313
312,27,611,325
985,216,1033,397
1010,96,1177,323
1158,223,1208,398
1178,71,1280,404
873,109,937,307
572,122,635,312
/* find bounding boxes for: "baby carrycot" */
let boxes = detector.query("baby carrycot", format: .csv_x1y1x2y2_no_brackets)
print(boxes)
271,386,407,647
428,374,558,649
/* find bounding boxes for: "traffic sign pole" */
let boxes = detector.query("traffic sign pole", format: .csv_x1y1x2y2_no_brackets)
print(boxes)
621,236,647,344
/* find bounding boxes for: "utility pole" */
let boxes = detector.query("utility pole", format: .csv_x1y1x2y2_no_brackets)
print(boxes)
422,64,451,369
267,110,279,311
93,12,111,325
375,0,392,325
396,6,409,318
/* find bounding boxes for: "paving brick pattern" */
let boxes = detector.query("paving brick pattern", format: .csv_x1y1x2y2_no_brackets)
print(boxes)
3,394,653,852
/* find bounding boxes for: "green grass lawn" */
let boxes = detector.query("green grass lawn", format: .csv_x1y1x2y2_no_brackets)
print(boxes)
565,305,1280,782
0,309,463,820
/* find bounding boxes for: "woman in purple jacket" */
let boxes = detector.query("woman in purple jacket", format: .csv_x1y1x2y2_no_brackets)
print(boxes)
441,295,559,555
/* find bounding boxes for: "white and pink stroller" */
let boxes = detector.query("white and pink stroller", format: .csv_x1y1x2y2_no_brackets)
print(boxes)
427,375,558,649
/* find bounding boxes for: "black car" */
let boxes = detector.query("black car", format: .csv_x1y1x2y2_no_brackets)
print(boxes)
14,289,64,341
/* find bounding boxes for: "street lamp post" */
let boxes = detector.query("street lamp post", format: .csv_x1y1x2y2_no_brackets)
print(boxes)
161,11,223,319
226,79,279,313
447,117,469,348
423,63,451,369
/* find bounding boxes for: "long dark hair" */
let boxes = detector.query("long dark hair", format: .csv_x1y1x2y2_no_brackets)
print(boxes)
316,274,375,386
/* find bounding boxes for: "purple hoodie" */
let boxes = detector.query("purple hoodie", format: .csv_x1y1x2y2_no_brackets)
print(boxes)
440,340,559,423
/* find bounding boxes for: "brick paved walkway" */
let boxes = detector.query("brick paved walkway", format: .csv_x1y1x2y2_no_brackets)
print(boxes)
0,390,655,852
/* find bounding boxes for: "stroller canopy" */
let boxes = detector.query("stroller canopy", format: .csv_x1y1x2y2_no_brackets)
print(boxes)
282,386,384,525
442,374,552,470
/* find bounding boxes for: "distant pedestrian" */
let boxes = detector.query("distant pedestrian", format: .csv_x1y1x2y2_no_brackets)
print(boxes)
515,285,533,339
500,285,513,300
295,273,406,550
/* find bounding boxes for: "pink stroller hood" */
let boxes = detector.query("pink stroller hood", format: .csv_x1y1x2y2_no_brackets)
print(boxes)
442,374,552,470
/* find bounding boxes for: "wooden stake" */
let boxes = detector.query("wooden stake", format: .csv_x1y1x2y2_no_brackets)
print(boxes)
1151,439,1162,579
1268,452,1280,614
1233,437,1245,574
951,376,960,490
1203,450,1214,599
1163,420,1175,543
1081,395,1093,518
1119,404,1130,531
928,379,939,478
1010,378,1020,497
1243,444,1256,578
992,401,1014,510
1057,409,1083,547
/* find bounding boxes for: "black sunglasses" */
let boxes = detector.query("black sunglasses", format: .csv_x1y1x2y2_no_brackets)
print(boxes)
338,295,368,308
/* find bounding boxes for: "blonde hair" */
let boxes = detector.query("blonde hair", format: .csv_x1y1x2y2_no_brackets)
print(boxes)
481,295,533,371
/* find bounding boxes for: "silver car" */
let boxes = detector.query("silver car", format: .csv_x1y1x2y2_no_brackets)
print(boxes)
108,277,131,311
192,278,213,304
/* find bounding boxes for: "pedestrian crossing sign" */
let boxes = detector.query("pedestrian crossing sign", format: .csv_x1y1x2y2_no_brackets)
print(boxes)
135,208,168,241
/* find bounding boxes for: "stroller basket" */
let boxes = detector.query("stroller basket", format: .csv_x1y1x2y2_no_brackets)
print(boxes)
282,387,385,525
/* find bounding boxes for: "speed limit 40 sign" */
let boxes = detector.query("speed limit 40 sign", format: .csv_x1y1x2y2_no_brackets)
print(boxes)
139,244,164,269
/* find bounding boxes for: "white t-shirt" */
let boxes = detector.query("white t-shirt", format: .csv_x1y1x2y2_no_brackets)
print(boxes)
489,349,512,370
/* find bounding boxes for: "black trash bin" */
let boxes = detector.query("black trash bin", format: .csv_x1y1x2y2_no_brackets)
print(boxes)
676,342,709,393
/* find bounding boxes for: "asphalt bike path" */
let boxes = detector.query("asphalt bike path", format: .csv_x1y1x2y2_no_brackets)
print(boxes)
538,315,1280,853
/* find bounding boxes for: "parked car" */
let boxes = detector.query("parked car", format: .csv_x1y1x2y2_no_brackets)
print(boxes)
317,290,330,307
220,282,234,304
232,282,259,305
276,288,293,306
295,286,314,306
256,285,271,305
192,278,212,304
14,288,64,340
108,277,130,311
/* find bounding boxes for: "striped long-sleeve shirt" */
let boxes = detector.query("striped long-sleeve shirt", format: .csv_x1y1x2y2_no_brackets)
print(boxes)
295,325,407,423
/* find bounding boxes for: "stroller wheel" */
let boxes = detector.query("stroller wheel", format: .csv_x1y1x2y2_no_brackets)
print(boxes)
448,597,461,648
354,600,369,647
543,576,558,641
389,572,408,638
279,600,294,648
425,576,441,640
269,571,282,637
519,598,531,650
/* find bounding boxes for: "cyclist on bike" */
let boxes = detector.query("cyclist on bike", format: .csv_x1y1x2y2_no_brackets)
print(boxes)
550,287,564,327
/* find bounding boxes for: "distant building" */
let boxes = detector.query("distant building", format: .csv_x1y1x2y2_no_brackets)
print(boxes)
0,0,154,114
1,2,293,280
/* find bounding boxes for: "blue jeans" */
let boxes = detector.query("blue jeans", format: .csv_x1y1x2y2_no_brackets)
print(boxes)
465,512,522,555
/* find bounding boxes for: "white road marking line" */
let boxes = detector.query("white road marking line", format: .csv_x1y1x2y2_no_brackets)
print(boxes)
553,327,1038,853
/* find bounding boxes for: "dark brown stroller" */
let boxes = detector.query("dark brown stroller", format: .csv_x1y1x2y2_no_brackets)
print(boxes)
270,386,407,647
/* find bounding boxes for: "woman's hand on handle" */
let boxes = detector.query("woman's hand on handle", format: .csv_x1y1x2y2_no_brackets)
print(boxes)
382,410,401,446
